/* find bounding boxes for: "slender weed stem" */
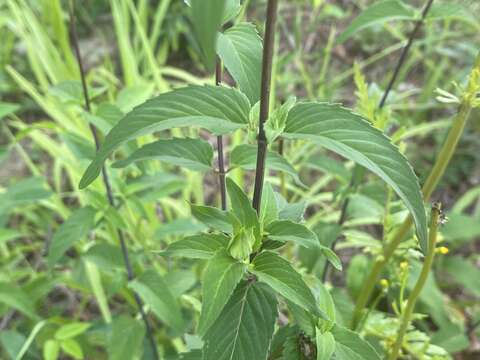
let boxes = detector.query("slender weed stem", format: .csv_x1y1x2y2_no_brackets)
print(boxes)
322,0,436,282
69,3,159,359
388,203,441,360
351,55,480,329
252,0,279,212
215,58,227,210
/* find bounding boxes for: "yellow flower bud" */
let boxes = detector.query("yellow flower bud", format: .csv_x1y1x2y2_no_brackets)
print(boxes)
380,279,389,288
400,261,409,270
436,246,449,255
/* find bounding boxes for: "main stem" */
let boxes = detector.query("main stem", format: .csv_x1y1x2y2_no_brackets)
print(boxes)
216,59,227,210
351,95,475,330
388,203,441,360
322,0,436,281
252,0,279,212
69,5,159,359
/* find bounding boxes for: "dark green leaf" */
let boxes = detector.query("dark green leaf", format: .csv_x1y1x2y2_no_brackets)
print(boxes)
129,270,184,332
251,251,319,316
284,103,427,252
203,281,277,360
48,207,96,266
231,144,303,185
191,0,227,70
79,85,250,189
198,250,246,335
217,23,262,104
332,325,381,359
191,204,233,233
108,316,145,360
265,220,318,248
112,137,214,172
162,233,230,259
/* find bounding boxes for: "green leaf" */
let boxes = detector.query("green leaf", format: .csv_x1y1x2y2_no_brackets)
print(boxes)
217,23,262,104
320,246,342,271
316,330,335,360
251,251,319,316
54,322,91,340
60,339,83,359
0,101,19,120
162,233,230,259
0,228,22,245
108,316,145,360
198,250,246,335
265,220,318,248
191,204,233,233
79,85,250,189
129,270,184,332
0,177,52,216
43,340,60,360
0,282,37,319
284,102,427,252
203,281,278,360
317,283,336,333
230,144,303,185
259,183,278,226
47,207,96,266
191,0,227,70
226,177,258,228
336,0,415,44
155,218,207,239
223,0,241,23
112,137,214,172
332,326,381,359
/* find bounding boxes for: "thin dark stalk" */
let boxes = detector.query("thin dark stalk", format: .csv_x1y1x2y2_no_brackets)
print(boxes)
69,4,159,359
216,59,227,210
321,0,435,282
252,0,279,212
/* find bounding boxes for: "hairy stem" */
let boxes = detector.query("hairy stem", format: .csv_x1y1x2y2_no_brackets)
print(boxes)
322,0,436,281
351,56,479,328
388,203,441,360
216,58,227,210
69,4,159,359
252,0,279,212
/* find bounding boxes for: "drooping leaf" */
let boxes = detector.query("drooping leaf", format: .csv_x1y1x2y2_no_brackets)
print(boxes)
265,220,318,248
108,316,145,360
203,281,277,360
284,102,427,252
336,0,415,44
191,0,227,70
332,325,381,359
251,251,319,316
316,330,335,360
79,85,250,189
47,207,96,266
226,177,258,229
162,233,230,259
129,270,184,333
230,144,303,185
217,23,262,104
198,250,246,335
112,137,214,172
191,204,233,233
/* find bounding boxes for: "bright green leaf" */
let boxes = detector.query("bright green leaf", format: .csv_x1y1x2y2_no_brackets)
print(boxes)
284,103,427,252
0,101,19,120
217,23,262,104
226,177,258,228
112,137,214,172
259,183,278,226
43,340,60,360
47,207,96,266
316,330,335,360
60,339,83,360
129,270,184,333
54,322,91,341
203,281,277,360
162,233,230,259
79,85,250,189
198,250,246,335
251,251,319,316
336,0,415,44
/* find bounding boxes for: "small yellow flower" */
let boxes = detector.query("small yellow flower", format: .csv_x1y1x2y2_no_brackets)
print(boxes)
400,261,409,270
380,279,389,288
436,246,449,255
